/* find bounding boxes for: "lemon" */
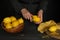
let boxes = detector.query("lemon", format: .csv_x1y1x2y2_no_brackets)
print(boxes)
12,20,19,27
5,23,12,29
49,26,57,32
18,18,24,24
4,23,7,27
33,15,41,23
33,15,38,18
3,17,11,23
10,16,17,22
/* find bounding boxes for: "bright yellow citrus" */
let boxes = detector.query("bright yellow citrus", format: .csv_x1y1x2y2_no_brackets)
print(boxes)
10,16,17,22
33,15,41,23
12,20,19,27
5,23,12,29
49,26,57,32
4,23,7,27
18,18,24,24
3,17,11,23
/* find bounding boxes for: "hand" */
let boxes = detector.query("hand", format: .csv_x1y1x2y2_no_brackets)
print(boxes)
21,8,33,22
35,9,43,24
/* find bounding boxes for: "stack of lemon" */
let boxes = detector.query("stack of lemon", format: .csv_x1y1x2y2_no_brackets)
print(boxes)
3,16,24,29
32,15,41,23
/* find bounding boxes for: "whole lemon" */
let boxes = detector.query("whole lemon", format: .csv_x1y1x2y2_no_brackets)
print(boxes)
33,15,41,23
5,23,12,29
49,26,57,32
33,15,38,18
18,18,24,24
3,17,11,23
4,23,7,27
10,16,17,22
12,21,19,27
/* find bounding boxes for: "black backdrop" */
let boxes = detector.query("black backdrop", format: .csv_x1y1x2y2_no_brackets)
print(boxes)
0,0,60,22
0,0,60,40
48,0,60,22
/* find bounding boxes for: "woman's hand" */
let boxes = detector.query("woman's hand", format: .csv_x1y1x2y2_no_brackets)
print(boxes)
21,8,33,22
36,9,43,24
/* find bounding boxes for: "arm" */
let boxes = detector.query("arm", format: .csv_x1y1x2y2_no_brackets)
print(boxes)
36,0,48,24
10,0,23,13
10,0,33,22
39,0,48,13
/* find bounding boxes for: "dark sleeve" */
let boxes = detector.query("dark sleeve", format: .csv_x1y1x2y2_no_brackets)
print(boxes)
39,0,48,13
10,0,23,13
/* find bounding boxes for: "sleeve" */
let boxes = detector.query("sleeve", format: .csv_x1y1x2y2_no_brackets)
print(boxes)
10,0,23,13
39,0,48,13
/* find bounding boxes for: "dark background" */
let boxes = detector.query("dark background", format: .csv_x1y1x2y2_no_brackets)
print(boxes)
0,0,60,22
47,0,60,22
0,0,60,40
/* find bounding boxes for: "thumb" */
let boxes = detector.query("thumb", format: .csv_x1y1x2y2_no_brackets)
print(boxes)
38,9,43,23
38,9,43,17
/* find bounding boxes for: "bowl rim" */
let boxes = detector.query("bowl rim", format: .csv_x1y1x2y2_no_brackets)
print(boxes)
1,22,24,33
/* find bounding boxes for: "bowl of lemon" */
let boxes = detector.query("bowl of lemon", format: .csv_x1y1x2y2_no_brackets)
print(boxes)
37,20,60,39
1,16,24,33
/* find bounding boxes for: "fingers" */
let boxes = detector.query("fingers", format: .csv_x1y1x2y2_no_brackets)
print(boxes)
24,13,32,22
29,14,32,22
36,9,43,24
30,14,33,22
38,9,43,23
21,8,43,24
24,14,28,19
38,9,43,17
35,20,42,24
27,13,31,20
21,8,33,22
21,8,28,14
23,13,30,20
21,8,29,19
26,13,32,22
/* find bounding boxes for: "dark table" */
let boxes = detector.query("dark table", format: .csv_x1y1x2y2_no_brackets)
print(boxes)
0,20,58,40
